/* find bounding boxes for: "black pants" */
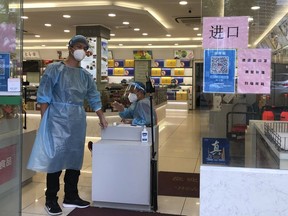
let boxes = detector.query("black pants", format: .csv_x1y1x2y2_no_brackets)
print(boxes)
45,169,80,201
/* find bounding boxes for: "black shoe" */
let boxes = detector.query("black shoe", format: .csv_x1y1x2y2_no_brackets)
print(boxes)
45,200,62,215
63,197,90,208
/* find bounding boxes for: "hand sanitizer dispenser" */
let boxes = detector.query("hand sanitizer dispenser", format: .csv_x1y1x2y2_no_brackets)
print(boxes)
141,126,148,142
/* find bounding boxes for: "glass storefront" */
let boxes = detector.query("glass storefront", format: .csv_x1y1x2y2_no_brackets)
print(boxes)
0,0,23,216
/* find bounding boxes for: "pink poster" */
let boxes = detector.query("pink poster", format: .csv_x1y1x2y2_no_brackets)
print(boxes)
203,16,248,49
0,23,16,53
237,49,271,94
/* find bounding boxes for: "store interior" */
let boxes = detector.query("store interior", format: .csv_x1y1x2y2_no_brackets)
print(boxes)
2,0,288,216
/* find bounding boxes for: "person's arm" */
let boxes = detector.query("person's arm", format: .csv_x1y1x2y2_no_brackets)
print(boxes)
96,109,108,129
40,103,49,118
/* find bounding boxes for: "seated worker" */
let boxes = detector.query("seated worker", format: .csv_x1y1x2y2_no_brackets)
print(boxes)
112,81,157,126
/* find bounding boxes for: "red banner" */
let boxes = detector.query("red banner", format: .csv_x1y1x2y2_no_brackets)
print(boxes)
0,144,17,185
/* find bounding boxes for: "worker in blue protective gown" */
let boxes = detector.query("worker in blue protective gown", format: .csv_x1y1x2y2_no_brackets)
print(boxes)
27,35,108,216
112,81,157,126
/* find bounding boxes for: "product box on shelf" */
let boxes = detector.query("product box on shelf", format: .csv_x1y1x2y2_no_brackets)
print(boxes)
176,91,188,100
124,59,134,67
174,68,185,76
161,77,172,85
165,59,177,67
151,68,161,76
108,60,114,67
114,59,124,67
113,68,125,76
154,59,165,67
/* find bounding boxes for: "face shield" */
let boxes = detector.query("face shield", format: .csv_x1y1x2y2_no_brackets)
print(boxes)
123,82,146,98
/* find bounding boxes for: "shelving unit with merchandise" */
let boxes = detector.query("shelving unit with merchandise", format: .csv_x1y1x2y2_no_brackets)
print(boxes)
107,59,135,84
150,59,194,110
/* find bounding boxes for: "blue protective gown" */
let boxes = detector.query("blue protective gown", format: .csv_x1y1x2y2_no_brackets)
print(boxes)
119,97,157,126
27,62,102,173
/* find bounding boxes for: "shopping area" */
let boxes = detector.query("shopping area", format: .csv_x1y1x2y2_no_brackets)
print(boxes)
2,0,288,216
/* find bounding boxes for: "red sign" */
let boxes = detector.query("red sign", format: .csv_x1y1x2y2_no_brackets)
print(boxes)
0,144,17,185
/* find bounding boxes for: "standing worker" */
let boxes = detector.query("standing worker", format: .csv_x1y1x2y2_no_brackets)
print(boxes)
27,35,108,215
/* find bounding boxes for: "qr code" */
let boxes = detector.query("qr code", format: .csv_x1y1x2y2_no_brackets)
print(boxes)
0,59,4,75
210,56,229,74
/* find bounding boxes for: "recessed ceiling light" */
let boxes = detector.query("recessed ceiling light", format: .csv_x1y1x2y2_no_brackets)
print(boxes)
119,44,123,46
21,16,28,19
110,33,115,36
64,30,70,33
134,28,140,31
248,17,254,22
193,27,199,30
179,1,188,5
35,35,40,38
44,23,52,27
197,33,202,36
63,15,71,18
148,44,152,46
123,21,129,25
108,13,116,17
174,43,179,46
41,45,46,47
142,33,148,36
166,34,171,37
251,6,260,10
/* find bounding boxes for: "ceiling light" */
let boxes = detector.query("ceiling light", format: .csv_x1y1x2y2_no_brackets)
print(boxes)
197,33,202,36
41,45,46,47
119,44,123,46
64,30,70,33
108,13,116,17
110,33,115,36
142,33,148,36
166,34,171,37
179,1,188,5
148,44,152,46
248,17,254,22
35,35,40,38
134,28,140,31
63,15,71,18
44,23,52,27
123,21,129,25
251,6,260,10
174,43,179,45
21,16,28,19
193,27,199,30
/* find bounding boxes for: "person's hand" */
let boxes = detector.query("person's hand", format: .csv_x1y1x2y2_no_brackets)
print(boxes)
112,101,124,112
98,115,108,129
121,118,132,124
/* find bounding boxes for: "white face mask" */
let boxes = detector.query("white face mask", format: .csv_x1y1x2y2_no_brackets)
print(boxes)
73,49,86,61
128,93,138,103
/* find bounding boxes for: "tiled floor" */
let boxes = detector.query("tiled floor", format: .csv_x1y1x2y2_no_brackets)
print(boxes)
22,109,205,216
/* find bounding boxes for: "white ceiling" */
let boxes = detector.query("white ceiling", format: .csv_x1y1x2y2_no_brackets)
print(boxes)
22,0,288,50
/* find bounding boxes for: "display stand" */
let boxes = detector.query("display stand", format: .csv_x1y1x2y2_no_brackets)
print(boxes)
92,125,158,211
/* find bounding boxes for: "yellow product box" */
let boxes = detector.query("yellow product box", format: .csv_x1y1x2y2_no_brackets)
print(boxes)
124,59,134,67
176,91,188,100
108,60,114,67
165,59,177,67
151,68,161,76
113,68,125,76
174,68,185,76
161,77,172,85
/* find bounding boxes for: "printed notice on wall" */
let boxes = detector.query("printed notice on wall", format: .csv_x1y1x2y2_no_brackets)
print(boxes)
237,49,271,94
203,49,236,93
0,23,16,53
0,53,10,91
202,138,230,165
81,37,97,78
202,16,248,49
